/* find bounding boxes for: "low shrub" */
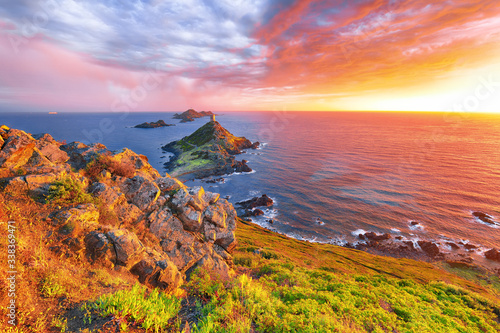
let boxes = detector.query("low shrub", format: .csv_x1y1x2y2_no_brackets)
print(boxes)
85,153,135,179
45,176,94,205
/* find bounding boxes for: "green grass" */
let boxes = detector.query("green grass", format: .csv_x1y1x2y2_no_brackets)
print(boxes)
91,283,182,332
187,262,500,333
40,274,66,298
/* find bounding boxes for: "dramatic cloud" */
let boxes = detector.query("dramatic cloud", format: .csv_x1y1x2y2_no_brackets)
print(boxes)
0,0,499,112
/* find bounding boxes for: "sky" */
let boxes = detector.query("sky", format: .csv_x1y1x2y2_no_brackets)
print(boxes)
0,0,500,113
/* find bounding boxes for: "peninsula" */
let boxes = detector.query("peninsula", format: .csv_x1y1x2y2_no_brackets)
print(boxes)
162,117,259,179
173,109,215,123
134,119,175,128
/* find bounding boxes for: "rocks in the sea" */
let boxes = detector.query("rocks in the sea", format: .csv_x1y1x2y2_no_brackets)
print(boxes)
234,160,252,173
173,109,215,123
244,209,264,217
359,232,392,242
250,142,260,149
408,221,424,230
446,242,460,250
463,243,478,251
417,241,441,258
202,177,225,184
472,211,496,225
0,125,239,293
162,119,258,179
237,194,273,219
134,120,175,128
484,248,500,262
237,194,274,210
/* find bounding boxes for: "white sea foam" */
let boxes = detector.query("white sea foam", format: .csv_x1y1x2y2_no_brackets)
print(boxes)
351,229,366,237
408,220,425,231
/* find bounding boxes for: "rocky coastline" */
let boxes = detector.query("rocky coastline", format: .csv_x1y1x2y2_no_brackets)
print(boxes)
0,125,238,293
233,193,500,274
162,119,259,180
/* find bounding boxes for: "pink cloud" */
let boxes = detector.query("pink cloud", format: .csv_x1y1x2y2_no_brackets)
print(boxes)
0,25,247,112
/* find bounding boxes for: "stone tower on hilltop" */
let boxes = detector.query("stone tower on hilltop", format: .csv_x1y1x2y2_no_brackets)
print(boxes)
211,114,216,122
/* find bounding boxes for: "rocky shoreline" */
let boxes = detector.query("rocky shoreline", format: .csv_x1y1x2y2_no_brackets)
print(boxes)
0,125,239,293
232,193,500,274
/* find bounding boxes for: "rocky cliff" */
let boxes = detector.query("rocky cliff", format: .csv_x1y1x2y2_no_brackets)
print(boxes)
163,120,259,180
0,125,237,293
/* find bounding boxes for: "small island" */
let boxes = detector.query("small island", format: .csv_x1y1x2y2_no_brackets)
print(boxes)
173,109,215,123
134,119,175,128
163,116,259,179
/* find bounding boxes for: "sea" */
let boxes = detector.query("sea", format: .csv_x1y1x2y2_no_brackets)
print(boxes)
2,111,500,253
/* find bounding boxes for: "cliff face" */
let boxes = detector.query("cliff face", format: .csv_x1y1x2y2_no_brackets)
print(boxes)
0,125,237,292
163,120,259,180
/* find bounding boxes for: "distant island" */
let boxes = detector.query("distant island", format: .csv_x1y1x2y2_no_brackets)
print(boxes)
163,117,259,179
173,109,215,123
134,120,175,128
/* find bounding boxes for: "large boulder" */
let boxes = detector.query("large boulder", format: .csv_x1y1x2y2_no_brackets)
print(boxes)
25,173,59,197
418,241,441,258
130,255,182,292
107,229,145,268
84,231,117,268
0,129,37,169
484,248,500,262
60,142,108,170
120,176,161,211
203,204,227,228
155,176,186,194
111,148,160,181
33,133,69,164
149,207,185,240
178,207,203,232
236,194,273,210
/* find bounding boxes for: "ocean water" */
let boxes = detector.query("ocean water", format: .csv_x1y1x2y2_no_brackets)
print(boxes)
2,111,500,251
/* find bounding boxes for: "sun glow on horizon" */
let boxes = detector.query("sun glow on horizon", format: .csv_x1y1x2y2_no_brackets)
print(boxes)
1,1,500,113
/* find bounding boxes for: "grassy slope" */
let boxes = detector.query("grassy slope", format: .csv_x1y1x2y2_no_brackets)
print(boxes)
235,220,500,299
1,191,499,332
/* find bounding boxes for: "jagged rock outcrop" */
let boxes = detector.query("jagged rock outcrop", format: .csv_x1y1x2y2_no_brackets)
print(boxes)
0,125,237,293
163,119,259,180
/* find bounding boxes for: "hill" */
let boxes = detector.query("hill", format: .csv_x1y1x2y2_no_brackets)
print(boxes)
162,119,259,180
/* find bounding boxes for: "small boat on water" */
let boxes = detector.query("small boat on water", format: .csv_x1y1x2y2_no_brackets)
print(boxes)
48,112,57,115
